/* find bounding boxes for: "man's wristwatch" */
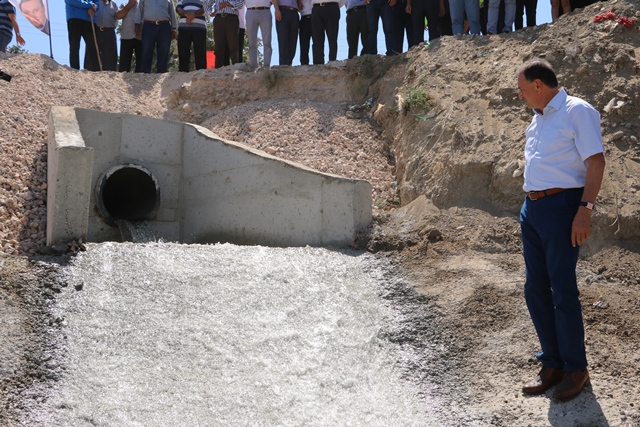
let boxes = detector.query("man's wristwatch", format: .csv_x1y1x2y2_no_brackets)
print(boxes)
580,201,595,210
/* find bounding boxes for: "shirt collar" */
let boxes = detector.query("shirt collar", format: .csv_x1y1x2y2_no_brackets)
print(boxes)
535,87,566,116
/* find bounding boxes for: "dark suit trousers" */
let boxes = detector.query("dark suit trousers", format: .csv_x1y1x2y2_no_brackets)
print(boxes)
311,2,340,64
214,14,239,68
346,7,368,59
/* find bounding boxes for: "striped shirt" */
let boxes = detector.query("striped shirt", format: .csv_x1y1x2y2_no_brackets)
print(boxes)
0,0,15,39
214,0,242,15
176,0,206,30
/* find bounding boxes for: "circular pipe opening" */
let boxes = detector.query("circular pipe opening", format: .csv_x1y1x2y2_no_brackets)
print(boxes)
95,164,161,225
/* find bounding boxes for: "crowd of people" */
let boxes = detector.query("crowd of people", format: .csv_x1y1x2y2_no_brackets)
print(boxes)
62,0,596,73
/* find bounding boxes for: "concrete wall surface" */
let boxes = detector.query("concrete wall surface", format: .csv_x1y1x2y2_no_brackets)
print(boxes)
47,106,372,247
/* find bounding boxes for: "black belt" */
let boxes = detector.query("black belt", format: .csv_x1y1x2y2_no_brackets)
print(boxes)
280,6,298,10
215,13,238,17
346,6,363,13
144,20,169,25
313,2,338,6
99,26,115,31
247,6,269,9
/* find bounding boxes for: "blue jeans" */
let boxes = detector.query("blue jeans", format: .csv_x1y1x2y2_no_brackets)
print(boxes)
448,0,481,34
140,21,172,73
520,188,587,372
366,0,395,56
487,0,516,33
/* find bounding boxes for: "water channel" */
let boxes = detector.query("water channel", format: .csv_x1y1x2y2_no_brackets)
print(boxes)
36,242,446,426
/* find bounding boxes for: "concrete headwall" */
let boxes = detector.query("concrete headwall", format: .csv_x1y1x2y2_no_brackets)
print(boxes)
46,106,372,247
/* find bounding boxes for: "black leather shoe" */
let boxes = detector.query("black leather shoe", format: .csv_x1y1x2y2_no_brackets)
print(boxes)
552,370,590,401
522,366,564,394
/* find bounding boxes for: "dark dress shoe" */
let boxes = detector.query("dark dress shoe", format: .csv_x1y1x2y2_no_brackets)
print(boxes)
552,369,590,401
522,366,565,394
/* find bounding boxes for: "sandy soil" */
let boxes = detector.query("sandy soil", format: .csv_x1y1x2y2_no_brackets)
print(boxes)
1,0,640,424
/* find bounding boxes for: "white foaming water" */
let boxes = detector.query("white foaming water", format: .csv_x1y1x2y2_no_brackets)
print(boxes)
47,242,442,426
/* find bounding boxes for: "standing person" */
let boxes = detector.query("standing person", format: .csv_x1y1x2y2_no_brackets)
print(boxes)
487,0,514,33
0,0,25,52
298,0,312,65
275,0,300,66
365,0,395,56
311,0,341,64
345,0,367,58
212,0,242,68
405,0,440,45
135,0,177,73
516,59,605,401
245,0,277,69
448,0,479,34
238,5,245,62
117,0,141,72
66,0,101,71
176,0,207,71
391,0,411,52
514,0,535,29
95,0,118,71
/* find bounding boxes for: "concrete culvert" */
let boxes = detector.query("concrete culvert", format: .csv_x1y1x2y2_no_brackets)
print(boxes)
95,164,161,225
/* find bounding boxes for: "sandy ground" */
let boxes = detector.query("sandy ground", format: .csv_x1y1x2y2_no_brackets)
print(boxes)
2,0,640,424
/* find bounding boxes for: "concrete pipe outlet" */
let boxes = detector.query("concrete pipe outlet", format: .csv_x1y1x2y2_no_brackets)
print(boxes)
95,164,161,225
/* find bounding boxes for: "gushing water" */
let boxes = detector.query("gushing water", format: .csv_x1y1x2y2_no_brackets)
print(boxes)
44,242,443,426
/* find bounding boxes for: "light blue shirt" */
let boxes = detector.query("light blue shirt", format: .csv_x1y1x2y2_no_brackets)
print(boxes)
135,0,178,28
523,88,604,192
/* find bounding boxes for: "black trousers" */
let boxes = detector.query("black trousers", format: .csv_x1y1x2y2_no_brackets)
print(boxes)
391,0,412,53
346,7,368,58
311,2,339,65
119,38,142,72
96,27,118,71
515,0,537,29
298,14,312,65
67,18,99,71
276,8,299,66
410,0,441,43
224,28,245,65
214,14,239,68
178,28,207,71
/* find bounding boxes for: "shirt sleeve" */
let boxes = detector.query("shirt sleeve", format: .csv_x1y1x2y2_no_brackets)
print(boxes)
570,103,604,161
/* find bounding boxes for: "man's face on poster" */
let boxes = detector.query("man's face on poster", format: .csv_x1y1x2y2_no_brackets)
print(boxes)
20,0,46,30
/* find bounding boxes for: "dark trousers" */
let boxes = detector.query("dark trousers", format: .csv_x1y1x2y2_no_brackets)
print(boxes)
311,2,340,64
224,28,245,65
276,8,299,65
299,14,312,65
96,27,118,71
366,0,394,56
119,38,142,72
214,14,239,68
520,188,587,372
410,0,441,43
67,18,99,71
391,0,412,53
437,0,453,36
140,21,172,73
346,7,368,59
178,28,207,72
515,0,537,29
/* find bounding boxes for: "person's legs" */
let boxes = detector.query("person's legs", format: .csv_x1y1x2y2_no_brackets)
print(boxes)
311,6,326,64
346,9,359,59
357,8,369,55
133,38,142,72
366,1,380,54
325,3,339,61
299,15,312,65
119,38,134,72
193,30,207,70
515,0,524,29
98,29,118,71
521,189,586,372
286,11,299,64
464,0,481,33
487,0,500,33
424,0,441,40
238,27,245,63
448,0,465,34
81,19,100,71
379,0,395,55
410,4,425,45
178,30,192,72
67,19,83,70
0,33,12,52
226,15,239,64
140,23,157,73
502,0,516,31
525,0,537,26
246,11,259,67
155,23,172,73
259,10,273,66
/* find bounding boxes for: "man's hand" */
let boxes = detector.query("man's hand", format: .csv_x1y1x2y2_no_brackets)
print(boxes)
571,208,592,247
186,11,196,23
275,9,282,20
171,29,176,40
388,0,396,6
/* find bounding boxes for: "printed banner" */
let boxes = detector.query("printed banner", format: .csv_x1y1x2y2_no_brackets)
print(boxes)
8,0,50,35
